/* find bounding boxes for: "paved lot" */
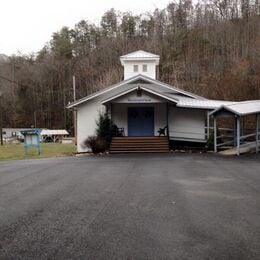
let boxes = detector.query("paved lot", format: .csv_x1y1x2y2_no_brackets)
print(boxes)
0,154,259,260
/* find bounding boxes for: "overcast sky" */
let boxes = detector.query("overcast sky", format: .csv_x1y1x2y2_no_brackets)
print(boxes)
0,0,171,56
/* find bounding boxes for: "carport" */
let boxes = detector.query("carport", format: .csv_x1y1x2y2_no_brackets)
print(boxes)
210,101,260,156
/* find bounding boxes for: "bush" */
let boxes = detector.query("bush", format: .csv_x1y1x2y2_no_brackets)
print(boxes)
83,112,113,153
83,136,107,154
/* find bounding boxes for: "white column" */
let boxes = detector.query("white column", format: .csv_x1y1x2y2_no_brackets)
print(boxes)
256,113,259,154
236,116,240,156
207,111,210,140
214,117,217,153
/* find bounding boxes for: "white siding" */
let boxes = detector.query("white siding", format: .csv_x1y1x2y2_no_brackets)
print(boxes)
77,99,105,152
169,107,206,140
123,60,156,80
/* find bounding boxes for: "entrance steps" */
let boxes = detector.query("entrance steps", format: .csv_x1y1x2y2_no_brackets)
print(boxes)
110,136,169,154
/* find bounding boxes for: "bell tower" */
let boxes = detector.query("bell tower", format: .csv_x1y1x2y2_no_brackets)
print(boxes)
120,50,160,80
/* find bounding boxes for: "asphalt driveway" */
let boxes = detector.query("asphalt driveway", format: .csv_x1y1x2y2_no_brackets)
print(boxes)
0,154,259,259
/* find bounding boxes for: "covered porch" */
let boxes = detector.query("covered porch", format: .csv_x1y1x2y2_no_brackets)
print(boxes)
210,101,260,156
102,86,173,138
102,86,209,143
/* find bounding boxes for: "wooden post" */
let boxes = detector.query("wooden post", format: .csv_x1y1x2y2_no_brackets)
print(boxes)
256,113,259,154
214,117,217,153
236,116,240,156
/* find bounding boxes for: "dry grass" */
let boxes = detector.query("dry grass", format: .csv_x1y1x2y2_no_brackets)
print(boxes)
0,143,76,161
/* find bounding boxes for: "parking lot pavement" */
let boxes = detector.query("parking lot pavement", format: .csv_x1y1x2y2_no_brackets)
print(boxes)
0,153,259,259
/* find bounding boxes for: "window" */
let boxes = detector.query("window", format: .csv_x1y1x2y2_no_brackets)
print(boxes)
133,65,138,72
142,64,147,72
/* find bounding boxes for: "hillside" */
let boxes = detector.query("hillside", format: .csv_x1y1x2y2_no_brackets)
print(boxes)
0,0,259,129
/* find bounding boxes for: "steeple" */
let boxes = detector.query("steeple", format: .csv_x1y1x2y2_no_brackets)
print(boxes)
120,50,160,80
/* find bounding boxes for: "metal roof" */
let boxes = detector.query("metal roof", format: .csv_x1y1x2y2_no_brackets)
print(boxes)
102,81,202,103
100,86,235,110
101,85,179,104
120,50,159,60
176,99,235,110
67,74,205,109
209,100,260,116
120,50,160,65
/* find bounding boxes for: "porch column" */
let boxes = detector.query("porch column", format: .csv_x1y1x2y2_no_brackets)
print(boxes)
256,113,259,154
106,103,112,119
166,103,169,138
236,116,241,156
207,111,210,140
214,116,217,153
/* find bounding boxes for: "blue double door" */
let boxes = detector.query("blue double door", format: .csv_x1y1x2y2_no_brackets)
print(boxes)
128,107,154,136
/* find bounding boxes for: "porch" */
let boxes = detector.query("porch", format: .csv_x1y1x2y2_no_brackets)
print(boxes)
101,84,210,153
105,102,209,142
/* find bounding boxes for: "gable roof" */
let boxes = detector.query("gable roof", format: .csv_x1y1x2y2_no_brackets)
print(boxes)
120,50,159,59
67,74,205,109
101,85,179,104
120,50,160,65
209,100,260,116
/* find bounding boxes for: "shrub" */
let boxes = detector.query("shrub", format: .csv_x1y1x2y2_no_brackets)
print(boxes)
96,112,113,147
83,136,107,154
83,113,113,153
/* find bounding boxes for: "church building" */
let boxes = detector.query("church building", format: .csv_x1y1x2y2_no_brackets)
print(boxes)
67,50,259,154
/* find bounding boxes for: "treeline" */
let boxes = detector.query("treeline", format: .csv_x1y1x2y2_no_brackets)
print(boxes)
0,0,259,130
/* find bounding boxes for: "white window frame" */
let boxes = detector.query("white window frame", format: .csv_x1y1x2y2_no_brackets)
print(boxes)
133,64,138,72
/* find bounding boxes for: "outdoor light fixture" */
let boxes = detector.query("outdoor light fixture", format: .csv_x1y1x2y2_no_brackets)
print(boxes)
137,86,142,97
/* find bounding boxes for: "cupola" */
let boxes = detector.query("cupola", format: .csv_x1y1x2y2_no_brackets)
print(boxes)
120,50,160,80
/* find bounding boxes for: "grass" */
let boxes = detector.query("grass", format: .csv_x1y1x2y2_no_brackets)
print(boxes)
0,143,76,161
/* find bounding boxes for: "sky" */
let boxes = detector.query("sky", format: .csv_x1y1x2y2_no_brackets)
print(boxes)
0,0,171,56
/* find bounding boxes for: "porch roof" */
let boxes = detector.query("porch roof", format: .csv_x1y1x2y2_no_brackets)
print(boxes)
176,98,235,110
101,83,184,104
209,100,260,117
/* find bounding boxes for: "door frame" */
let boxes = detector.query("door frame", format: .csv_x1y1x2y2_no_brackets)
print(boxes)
127,106,154,136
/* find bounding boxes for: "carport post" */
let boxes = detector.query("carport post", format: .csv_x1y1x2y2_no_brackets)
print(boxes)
256,113,259,154
213,116,217,153
236,116,240,156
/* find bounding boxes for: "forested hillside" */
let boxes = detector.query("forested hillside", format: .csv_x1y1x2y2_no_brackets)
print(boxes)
0,0,259,130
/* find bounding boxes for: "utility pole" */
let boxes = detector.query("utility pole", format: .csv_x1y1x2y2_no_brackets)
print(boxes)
34,111,37,128
72,76,77,141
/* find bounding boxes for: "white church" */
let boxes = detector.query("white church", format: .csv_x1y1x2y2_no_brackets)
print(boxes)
67,50,260,155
